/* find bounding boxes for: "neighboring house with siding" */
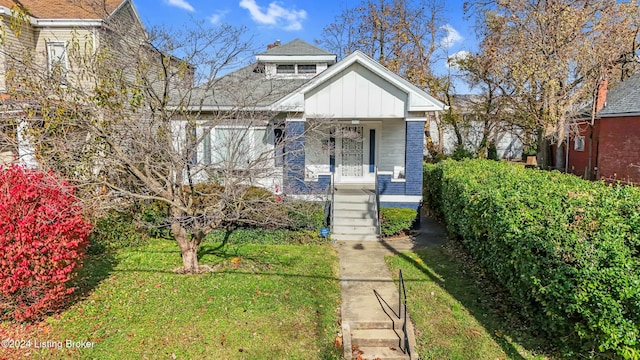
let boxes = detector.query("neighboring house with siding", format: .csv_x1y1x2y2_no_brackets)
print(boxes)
567,73,640,183
427,94,524,160
181,39,447,240
0,0,147,164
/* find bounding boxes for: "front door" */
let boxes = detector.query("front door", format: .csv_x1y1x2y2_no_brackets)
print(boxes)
335,124,380,184
340,126,364,179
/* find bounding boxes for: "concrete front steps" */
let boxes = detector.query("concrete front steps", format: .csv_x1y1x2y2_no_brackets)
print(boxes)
349,322,411,360
332,186,379,241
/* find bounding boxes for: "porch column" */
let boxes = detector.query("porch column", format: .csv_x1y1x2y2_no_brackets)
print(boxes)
405,118,425,196
17,119,37,168
284,115,305,194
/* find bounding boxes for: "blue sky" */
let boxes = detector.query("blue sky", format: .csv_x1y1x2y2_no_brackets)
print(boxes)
132,0,477,91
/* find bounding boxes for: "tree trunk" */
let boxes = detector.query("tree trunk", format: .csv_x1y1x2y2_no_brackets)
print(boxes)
436,113,444,153
536,129,551,169
555,141,565,171
171,221,201,273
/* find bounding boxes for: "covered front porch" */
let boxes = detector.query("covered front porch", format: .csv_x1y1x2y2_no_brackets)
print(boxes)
283,117,426,211
304,119,406,186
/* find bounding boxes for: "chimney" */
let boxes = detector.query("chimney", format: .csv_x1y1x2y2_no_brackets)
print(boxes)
267,39,281,50
596,78,608,112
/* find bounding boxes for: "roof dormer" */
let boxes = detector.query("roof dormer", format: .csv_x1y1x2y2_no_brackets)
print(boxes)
255,39,336,79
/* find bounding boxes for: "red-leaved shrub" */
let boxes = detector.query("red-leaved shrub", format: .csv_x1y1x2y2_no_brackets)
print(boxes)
0,165,90,322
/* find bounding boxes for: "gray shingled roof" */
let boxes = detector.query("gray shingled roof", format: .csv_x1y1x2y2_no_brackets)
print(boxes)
258,39,334,57
185,63,311,108
599,72,640,117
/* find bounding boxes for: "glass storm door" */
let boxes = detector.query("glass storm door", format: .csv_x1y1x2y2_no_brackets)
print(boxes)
340,126,364,178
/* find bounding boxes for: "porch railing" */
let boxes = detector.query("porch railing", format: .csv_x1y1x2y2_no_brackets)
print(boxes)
330,172,335,234
398,269,410,356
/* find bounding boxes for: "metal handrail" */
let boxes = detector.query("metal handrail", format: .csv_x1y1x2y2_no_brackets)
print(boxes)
374,166,381,238
399,269,410,356
330,172,335,234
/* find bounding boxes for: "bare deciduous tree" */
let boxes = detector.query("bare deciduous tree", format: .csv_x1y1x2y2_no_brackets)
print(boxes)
318,0,446,91
1,7,326,273
466,0,640,167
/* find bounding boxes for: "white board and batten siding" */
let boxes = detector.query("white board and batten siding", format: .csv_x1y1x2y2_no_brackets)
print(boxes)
305,63,407,119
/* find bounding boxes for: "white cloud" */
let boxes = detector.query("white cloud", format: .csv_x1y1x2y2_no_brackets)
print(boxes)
441,24,463,48
165,0,195,12
209,10,229,24
446,50,471,69
239,0,307,31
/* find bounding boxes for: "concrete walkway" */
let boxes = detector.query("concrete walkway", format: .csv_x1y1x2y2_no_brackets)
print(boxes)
335,213,447,360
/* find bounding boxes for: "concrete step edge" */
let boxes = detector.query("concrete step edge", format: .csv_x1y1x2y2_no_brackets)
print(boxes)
351,321,403,330
333,198,373,202
351,346,409,360
333,217,377,223
351,329,402,348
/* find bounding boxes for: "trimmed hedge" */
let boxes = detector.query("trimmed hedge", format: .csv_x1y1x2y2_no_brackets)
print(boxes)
424,159,640,358
380,208,417,236
285,201,325,230
89,211,149,254
205,228,327,245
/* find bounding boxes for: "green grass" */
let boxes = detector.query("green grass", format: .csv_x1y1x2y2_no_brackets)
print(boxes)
21,239,341,359
386,241,556,360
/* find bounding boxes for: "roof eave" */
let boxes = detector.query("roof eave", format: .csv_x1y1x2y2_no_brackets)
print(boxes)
273,50,447,112
255,54,337,64
171,105,274,112
32,19,104,27
0,5,105,27
599,111,640,118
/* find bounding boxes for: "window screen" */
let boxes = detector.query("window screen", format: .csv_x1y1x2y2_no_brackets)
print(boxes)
47,42,68,80
276,65,295,74
298,64,316,74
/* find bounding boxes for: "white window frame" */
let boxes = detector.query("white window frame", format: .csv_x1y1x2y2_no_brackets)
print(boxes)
202,127,212,165
276,64,295,74
203,126,270,168
46,41,68,82
574,135,585,151
297,64,317,74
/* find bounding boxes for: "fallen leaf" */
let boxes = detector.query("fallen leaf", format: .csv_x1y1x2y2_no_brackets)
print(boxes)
333,335,343,348
231,257,242,268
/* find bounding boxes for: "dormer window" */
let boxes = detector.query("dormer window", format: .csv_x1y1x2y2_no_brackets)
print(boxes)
256,39,336,79
276,65,295,74
298,64,316,74
275,64,317,75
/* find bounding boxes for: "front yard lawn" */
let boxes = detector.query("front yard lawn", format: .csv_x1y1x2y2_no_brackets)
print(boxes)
1,239,341,359
386,241,555,360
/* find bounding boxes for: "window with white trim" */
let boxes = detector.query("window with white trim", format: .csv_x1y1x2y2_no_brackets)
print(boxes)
202,128,212,165
297,64,316,74
276,64,295,74
212,127,245,166
574,135,585,151
275,64,317,75
46,42,68,82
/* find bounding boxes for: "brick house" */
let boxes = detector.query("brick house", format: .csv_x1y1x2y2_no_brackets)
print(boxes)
566,73,640,183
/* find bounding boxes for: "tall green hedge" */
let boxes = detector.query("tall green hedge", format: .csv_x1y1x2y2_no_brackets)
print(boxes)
424,159,640,358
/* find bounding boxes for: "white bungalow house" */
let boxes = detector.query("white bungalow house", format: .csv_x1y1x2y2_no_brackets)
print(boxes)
183,39,447,240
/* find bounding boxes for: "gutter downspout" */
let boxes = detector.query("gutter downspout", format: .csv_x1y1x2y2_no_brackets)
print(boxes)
565,130,569,173
588,78,607,180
